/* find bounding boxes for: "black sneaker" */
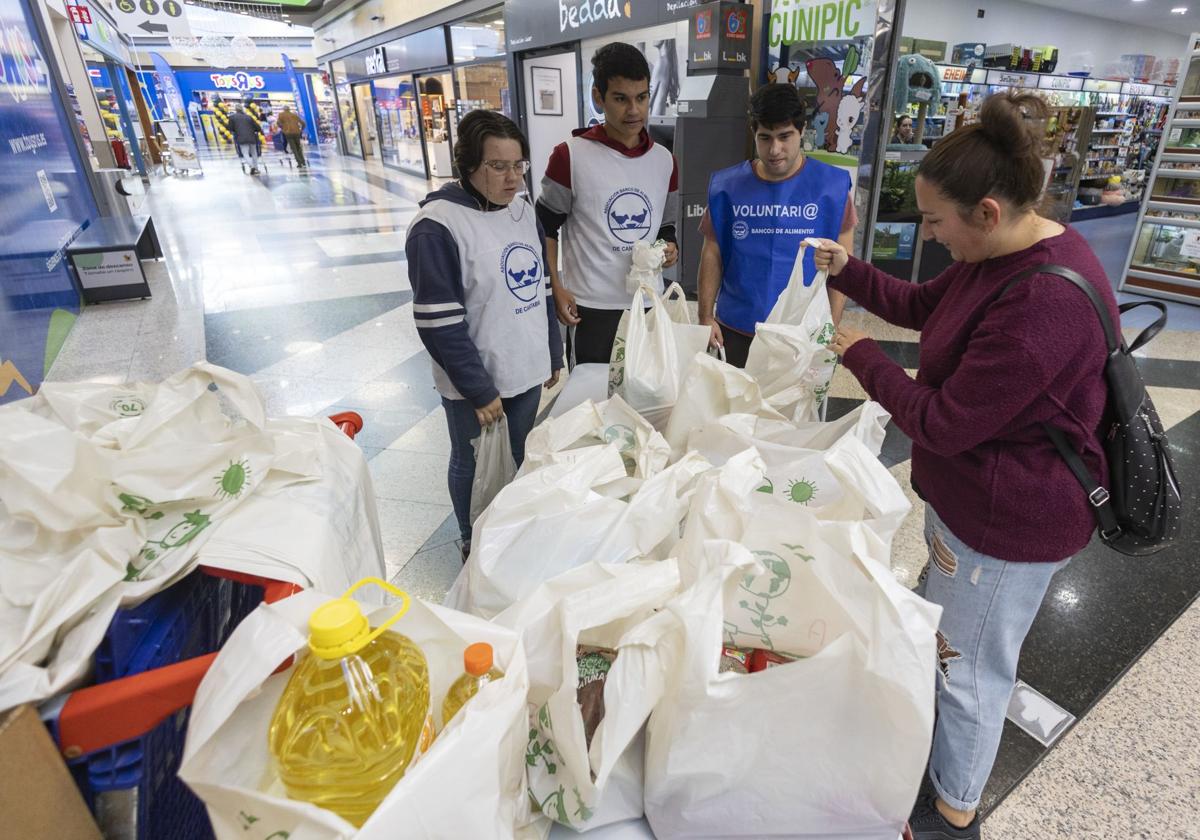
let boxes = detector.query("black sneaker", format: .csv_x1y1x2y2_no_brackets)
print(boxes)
908,796,980,840
460,541,470,564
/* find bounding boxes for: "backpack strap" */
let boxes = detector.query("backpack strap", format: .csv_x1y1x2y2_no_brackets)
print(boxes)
1041,422,1123,542
1119,301,1168,353
999,263,1125,542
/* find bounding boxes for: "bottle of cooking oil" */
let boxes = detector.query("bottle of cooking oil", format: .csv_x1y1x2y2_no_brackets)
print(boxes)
268,578,432,828
441,642,505,726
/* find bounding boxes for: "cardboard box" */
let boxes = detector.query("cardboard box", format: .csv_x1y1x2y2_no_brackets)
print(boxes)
912,38,947,62
951,42,986,66
0,705,102,840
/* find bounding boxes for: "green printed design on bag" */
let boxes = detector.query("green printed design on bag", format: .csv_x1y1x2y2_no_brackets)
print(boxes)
526,703,558,774
608,336,627,394
812,321,835,346
215,458,252,499
727,544,814,650
756,478,775,495
539,785,593,826
109,395,147,416
603,423,638,472
118,492,165,520
787,478,818,505
125,509,212,580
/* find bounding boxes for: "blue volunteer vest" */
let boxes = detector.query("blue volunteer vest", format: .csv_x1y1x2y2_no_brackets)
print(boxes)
709,158,851,334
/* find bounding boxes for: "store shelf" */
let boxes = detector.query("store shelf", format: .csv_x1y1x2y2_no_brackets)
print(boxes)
1157,167,1200,178
1147,199,1200,214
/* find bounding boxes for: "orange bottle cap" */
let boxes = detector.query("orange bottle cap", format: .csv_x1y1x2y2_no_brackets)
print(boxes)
464,642,493,676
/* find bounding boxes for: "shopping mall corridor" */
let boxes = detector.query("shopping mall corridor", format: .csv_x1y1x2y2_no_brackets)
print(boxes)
44,146,1200,837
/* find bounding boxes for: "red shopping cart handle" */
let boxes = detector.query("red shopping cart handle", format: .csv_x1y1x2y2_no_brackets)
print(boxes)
57,650,296,759
56,569,300,759
328,411,363,440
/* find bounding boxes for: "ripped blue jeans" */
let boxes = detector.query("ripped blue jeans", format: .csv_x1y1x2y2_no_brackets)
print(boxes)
916,505,1070,812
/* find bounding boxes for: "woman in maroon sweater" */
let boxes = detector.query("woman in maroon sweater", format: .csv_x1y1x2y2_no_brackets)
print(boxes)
812,92,1118,840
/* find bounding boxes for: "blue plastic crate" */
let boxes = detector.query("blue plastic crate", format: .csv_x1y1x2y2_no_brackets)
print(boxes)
70,570,265,840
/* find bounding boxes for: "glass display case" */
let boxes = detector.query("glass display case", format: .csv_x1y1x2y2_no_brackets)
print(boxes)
1121,33,1200,304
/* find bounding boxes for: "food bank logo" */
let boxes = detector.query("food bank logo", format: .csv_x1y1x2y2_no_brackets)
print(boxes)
501,243,542,303
560,0,631,32
605,188,652,244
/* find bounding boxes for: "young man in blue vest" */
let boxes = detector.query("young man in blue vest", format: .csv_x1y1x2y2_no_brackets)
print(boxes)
536,42,680,366
699,83,857,368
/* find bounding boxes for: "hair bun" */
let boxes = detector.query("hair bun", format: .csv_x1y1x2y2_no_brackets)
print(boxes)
977,91,1048,157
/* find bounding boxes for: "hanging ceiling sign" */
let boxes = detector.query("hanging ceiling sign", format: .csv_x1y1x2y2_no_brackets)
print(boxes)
112,0,191,38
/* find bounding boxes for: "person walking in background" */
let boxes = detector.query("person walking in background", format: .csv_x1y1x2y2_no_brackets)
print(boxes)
891,114,916,145
810,91,1118,840
228,104,262,175
536,42,680,366
698,83,856,367
277,105,307,169
406,110,564,560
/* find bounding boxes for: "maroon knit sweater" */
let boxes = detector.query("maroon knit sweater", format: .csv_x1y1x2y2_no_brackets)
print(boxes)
831,227,1118,562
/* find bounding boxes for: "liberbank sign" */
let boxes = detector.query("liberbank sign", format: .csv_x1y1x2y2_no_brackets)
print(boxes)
505,0,701,50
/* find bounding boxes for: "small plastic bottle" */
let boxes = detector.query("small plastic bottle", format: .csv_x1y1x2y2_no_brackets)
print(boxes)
441,642,505,726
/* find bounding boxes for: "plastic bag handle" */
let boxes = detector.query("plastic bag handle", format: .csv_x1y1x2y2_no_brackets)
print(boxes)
341,577,413,645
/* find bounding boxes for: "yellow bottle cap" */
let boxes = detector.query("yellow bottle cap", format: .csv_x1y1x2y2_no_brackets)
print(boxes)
306,578,414,660
308,598,371,659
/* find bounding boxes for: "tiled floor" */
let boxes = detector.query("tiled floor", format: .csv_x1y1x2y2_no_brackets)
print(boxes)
42,146,1200,835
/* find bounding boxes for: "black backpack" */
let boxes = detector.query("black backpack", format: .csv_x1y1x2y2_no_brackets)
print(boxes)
1002,264,1182,556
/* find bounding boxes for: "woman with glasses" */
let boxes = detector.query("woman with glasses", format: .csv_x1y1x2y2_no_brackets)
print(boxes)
406,110,564,560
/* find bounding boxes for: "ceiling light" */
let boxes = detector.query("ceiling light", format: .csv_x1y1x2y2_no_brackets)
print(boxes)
1172,5,1188,11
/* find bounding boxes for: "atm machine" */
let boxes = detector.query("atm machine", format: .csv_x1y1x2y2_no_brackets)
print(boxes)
671,74,750,296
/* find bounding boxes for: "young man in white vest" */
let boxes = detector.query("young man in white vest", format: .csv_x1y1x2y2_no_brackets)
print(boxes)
536,42,680,366
698,83,858,368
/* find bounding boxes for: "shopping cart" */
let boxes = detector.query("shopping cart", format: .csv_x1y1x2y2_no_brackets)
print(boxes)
45,411,364,840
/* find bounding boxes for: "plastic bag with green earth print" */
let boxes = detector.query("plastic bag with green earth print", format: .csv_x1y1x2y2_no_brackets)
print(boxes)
495,561,682,833
646,446,941,838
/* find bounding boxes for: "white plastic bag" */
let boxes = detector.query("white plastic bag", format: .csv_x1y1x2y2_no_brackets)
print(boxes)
446,447,709,619
522,395,669,482
683,402,891,509
0,364,290,710
610,284,710,430
624,240,667,297
179,587,533,840
662,352,785,457
645,446,941,839
197,415,385,593
549,364,610,419
471,417,517,525
745,244,838,423
495,561,682,831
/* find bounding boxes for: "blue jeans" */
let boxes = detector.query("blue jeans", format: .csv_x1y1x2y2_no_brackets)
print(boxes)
443,385,541,544
916,505,1070,812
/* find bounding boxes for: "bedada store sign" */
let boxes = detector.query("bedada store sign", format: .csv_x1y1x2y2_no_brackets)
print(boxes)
507,0,658,49
210,71,265,91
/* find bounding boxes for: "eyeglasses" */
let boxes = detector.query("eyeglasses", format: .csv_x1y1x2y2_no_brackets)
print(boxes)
482,159,531,175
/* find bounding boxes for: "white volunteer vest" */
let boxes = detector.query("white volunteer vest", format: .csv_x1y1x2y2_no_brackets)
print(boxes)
563,136,672,309
413,198,551,400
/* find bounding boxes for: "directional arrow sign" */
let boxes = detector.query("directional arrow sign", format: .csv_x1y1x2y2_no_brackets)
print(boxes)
113,0,190,38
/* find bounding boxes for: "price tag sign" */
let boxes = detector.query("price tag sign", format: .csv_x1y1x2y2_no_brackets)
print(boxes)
1180,230,1200,259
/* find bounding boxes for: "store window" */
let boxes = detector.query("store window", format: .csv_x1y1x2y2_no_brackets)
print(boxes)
332,60,363,157
450,9,505,63
311,73,339,144
418,72,455,178
374,76,424,173
455,62,510,119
